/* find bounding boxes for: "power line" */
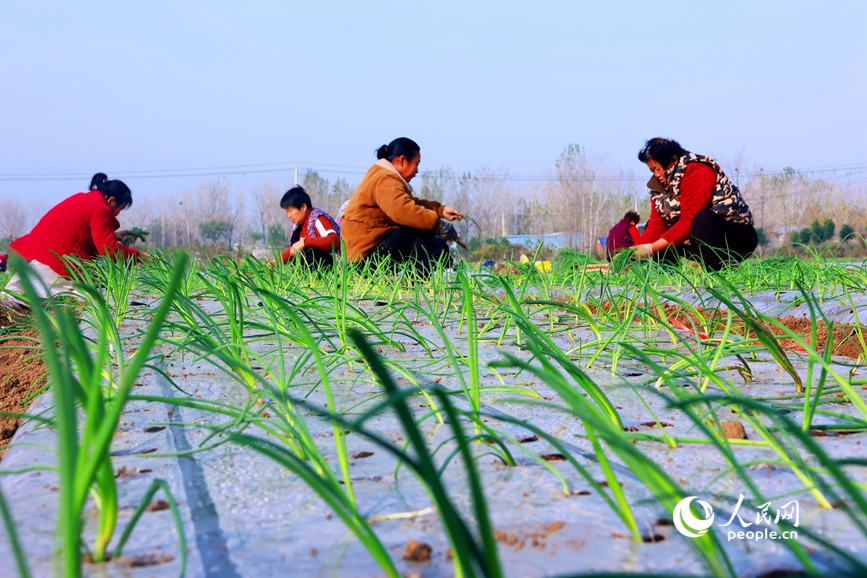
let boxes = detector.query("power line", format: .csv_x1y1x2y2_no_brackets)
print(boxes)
1,160,865,184
0,162,370,182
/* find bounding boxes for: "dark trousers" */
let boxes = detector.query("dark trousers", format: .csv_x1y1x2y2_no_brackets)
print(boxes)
657,209,758,271
296,246,334,268
370,227,449,273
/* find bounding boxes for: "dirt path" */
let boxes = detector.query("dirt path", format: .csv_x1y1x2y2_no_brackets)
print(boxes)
0,310,45,459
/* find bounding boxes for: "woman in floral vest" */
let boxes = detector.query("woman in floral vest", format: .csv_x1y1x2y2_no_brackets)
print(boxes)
632,138,758,271
280,186,340,268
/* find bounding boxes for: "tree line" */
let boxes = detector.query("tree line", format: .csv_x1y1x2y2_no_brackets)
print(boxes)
2,147,866,257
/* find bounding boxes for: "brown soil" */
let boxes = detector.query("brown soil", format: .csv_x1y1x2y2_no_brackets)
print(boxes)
664,304,866,360
402,539,432,562
0,311,45,459
575,300,867,360
721,420,748,440
772,315,865,360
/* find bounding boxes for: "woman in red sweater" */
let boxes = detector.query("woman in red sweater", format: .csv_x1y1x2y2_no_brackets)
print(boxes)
632,138,757,271
3,173,142,303
280,186,340,267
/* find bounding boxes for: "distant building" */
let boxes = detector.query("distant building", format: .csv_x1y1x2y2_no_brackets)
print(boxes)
504,232,576,249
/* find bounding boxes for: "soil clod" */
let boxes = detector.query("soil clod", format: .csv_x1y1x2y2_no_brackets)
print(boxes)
541,453,566,462
145,499,170,513
402,539,432,562
721,420,748,440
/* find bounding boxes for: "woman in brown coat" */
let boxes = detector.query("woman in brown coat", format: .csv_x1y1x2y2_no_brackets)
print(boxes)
342,137,462,271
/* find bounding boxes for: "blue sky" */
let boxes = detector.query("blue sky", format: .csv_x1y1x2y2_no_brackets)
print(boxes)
1,1,865,206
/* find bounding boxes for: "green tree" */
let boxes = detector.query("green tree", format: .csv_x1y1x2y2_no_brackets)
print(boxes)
267,224,288,247
839,224,855,242
806,218,835,244
756,227,769,247
303,169,330,206
797,228,815,245
199,220,231,244
821,218,835,242
247,230,265,245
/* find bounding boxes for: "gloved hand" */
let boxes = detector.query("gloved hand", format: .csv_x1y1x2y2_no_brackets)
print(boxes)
436,219,458,242
633,243,654,259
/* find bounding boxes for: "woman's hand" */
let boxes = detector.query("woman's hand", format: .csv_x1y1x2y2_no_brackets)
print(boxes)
115,229,131,242
288,238,305,257
634,238,671,259
633,244,654,259
441,206,463,221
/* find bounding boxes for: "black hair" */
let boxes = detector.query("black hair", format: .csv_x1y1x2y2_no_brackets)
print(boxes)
637,138,686,168
279,186,311,210
90,173,133,208
90,173,107,190
375,137,420,162
624,211,640,224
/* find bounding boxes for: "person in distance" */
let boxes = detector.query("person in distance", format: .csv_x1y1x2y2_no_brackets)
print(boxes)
279,186,340,268
605,210,641,261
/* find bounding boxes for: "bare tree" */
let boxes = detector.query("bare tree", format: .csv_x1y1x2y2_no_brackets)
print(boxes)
548,145,621,252
251,181,285,244
0,198,27,241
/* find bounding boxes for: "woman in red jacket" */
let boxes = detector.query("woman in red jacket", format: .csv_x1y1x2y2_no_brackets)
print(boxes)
279,186,340,267
3,173,142,303
632,138,757,271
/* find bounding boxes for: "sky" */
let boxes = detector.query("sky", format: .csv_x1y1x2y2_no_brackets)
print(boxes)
1,1,865,211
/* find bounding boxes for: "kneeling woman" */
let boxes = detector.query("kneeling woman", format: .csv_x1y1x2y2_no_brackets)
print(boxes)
341,138,462,272
633,138,757,271
4,173,143,301
280,186,340,267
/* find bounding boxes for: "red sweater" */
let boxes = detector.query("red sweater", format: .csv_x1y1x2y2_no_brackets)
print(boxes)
9,190,141,276
636,163,716,246
281,213,339,263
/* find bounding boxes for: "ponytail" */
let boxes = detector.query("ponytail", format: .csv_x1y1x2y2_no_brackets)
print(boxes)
375,137,420,162
89,172,133,209
90,173,108,190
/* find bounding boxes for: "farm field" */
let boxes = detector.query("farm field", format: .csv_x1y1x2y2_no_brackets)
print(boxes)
2,253,867,577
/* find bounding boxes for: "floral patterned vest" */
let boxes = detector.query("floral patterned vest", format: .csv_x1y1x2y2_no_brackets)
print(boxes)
290,208,341,245
652,153,754,234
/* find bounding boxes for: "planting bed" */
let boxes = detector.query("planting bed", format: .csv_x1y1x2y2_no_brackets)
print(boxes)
2,254,867,577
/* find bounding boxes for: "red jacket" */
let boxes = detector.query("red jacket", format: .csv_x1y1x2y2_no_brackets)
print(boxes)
636,163,716,246
606,218,639,258
281,212,339,263
9,190,141,276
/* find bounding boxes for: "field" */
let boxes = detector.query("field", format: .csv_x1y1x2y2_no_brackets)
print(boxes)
2,252,867,577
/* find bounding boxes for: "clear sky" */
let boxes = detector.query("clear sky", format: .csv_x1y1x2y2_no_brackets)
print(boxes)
1,1,865,208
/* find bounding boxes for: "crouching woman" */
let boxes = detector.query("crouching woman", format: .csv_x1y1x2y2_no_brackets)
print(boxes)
632,138,758,271
341,137,462,273
3,173,143,303
280,186,340,267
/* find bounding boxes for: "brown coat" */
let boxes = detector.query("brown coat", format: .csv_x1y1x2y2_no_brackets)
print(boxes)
342,160,444,260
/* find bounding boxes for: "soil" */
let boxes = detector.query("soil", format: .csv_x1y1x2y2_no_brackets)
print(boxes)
402,539,432,562
665,303,867,360
0,311,45,459
577,301,866,360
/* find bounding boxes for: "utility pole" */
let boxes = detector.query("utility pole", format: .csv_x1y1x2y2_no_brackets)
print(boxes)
294,165,299,186
501,212,506,237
